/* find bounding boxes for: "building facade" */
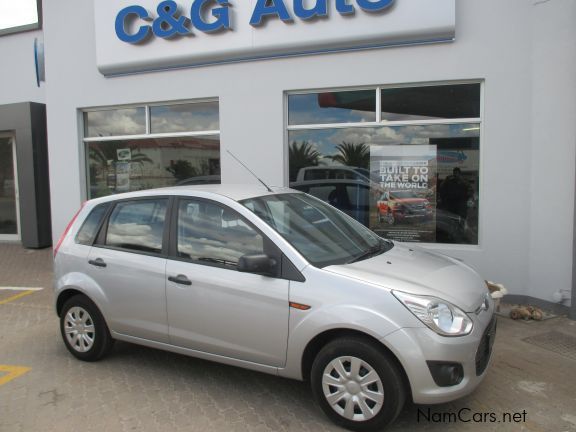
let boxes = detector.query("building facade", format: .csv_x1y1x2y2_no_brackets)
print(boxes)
0,0,575,316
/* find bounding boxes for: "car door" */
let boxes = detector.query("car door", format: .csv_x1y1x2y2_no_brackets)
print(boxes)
165,197,290,367
86,197,170,343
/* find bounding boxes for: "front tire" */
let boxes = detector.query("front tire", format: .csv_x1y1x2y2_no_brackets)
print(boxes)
60,295,114,362
311,337,406,431
386,211,395,225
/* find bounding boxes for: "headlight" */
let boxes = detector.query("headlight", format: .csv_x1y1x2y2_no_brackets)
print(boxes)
393,291,473,336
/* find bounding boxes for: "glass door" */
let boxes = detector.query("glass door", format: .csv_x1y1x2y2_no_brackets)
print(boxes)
0,135,19,240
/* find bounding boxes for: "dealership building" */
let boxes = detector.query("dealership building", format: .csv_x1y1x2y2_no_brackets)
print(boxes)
0,0,575,317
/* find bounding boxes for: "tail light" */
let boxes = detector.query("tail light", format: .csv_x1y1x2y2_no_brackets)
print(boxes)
53,202,85,258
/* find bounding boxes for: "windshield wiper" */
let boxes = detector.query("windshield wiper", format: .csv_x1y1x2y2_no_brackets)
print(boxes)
347,241,392,264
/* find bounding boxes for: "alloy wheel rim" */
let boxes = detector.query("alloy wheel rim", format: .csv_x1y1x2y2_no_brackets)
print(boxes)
321,356,385,421
64,306,95,352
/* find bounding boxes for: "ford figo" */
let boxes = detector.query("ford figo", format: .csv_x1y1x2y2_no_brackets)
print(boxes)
53,185,496,431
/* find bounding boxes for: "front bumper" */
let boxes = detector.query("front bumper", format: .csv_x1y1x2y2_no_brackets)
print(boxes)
381,308,496,404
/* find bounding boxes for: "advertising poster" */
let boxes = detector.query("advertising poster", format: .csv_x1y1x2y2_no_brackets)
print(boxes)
370,145,437,242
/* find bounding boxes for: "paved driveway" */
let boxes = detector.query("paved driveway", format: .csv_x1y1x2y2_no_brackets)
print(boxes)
0,243,575,432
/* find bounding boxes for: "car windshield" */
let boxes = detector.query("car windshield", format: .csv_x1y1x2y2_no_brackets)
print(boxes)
241,193,393,267
390,191,420,199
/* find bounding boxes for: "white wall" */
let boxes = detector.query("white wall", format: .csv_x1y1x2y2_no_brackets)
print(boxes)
0,30,45,104
527,0,576,305
43,0,575,302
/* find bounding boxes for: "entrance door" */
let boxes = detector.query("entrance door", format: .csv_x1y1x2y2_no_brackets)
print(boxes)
0,135,19,240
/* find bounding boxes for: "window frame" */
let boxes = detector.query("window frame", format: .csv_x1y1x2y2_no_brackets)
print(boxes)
93,196,173,259
167,196,283,277
0,0,42,37
284,80,484,249
286,81,482,131
82,99,220,142
81,99,221,201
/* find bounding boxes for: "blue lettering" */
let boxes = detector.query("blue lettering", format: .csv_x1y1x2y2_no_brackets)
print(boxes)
356,0,394,12
152,0,190,39
294,0,328,20
250,0,293,26
191,0,230,32
115,5,152,44
336,0,355,15
115,0,398,43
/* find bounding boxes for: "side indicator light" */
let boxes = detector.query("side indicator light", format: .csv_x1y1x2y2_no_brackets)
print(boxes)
289,302,311,311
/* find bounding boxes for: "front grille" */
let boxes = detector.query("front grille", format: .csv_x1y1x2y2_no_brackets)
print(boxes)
475,316,497,376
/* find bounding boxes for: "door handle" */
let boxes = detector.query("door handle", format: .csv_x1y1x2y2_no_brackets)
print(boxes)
168,274,192,286
88,258,107,268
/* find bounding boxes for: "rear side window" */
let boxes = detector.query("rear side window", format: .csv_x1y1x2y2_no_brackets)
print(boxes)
105,199,167,254
75,203,110,245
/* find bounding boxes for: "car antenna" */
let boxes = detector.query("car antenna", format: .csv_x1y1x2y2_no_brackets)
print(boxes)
226,150,274,192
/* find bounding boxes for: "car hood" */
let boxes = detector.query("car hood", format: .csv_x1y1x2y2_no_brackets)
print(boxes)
393,198,427,204
324,243,487,312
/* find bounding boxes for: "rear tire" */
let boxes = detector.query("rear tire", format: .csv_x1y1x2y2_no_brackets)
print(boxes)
311,337,405,431
60,295,114,362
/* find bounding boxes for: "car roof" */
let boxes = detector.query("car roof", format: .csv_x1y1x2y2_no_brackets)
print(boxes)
301,166,361,171
290,179,370,187
87,184,298,205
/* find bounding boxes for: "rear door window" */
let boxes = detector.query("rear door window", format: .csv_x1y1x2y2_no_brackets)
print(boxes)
104,199,168,254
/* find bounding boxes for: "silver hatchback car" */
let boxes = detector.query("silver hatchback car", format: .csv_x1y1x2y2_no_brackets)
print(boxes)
53,185,496,431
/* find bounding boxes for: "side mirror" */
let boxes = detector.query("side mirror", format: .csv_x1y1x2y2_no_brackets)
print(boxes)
238,254,277,276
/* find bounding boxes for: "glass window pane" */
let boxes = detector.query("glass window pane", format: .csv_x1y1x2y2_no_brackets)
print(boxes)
106,199,167,254
0,0,39,31
288,90,376,125
150,102,219,133
87,135,220,199
177,200,263,267
241,193,382,268
76,203,109,245
288,123,480,245
381,84,481,121
84,108,146,137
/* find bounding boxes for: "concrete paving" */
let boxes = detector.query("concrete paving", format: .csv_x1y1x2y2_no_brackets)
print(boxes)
0,242,575,432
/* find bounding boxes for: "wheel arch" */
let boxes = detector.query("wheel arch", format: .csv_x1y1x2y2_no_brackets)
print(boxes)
55,271,110,318
300,328,411,398
56,288,96,317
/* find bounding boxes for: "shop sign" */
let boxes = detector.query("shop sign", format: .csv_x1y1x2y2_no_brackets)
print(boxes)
114,0,395,43
95,0,455,75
